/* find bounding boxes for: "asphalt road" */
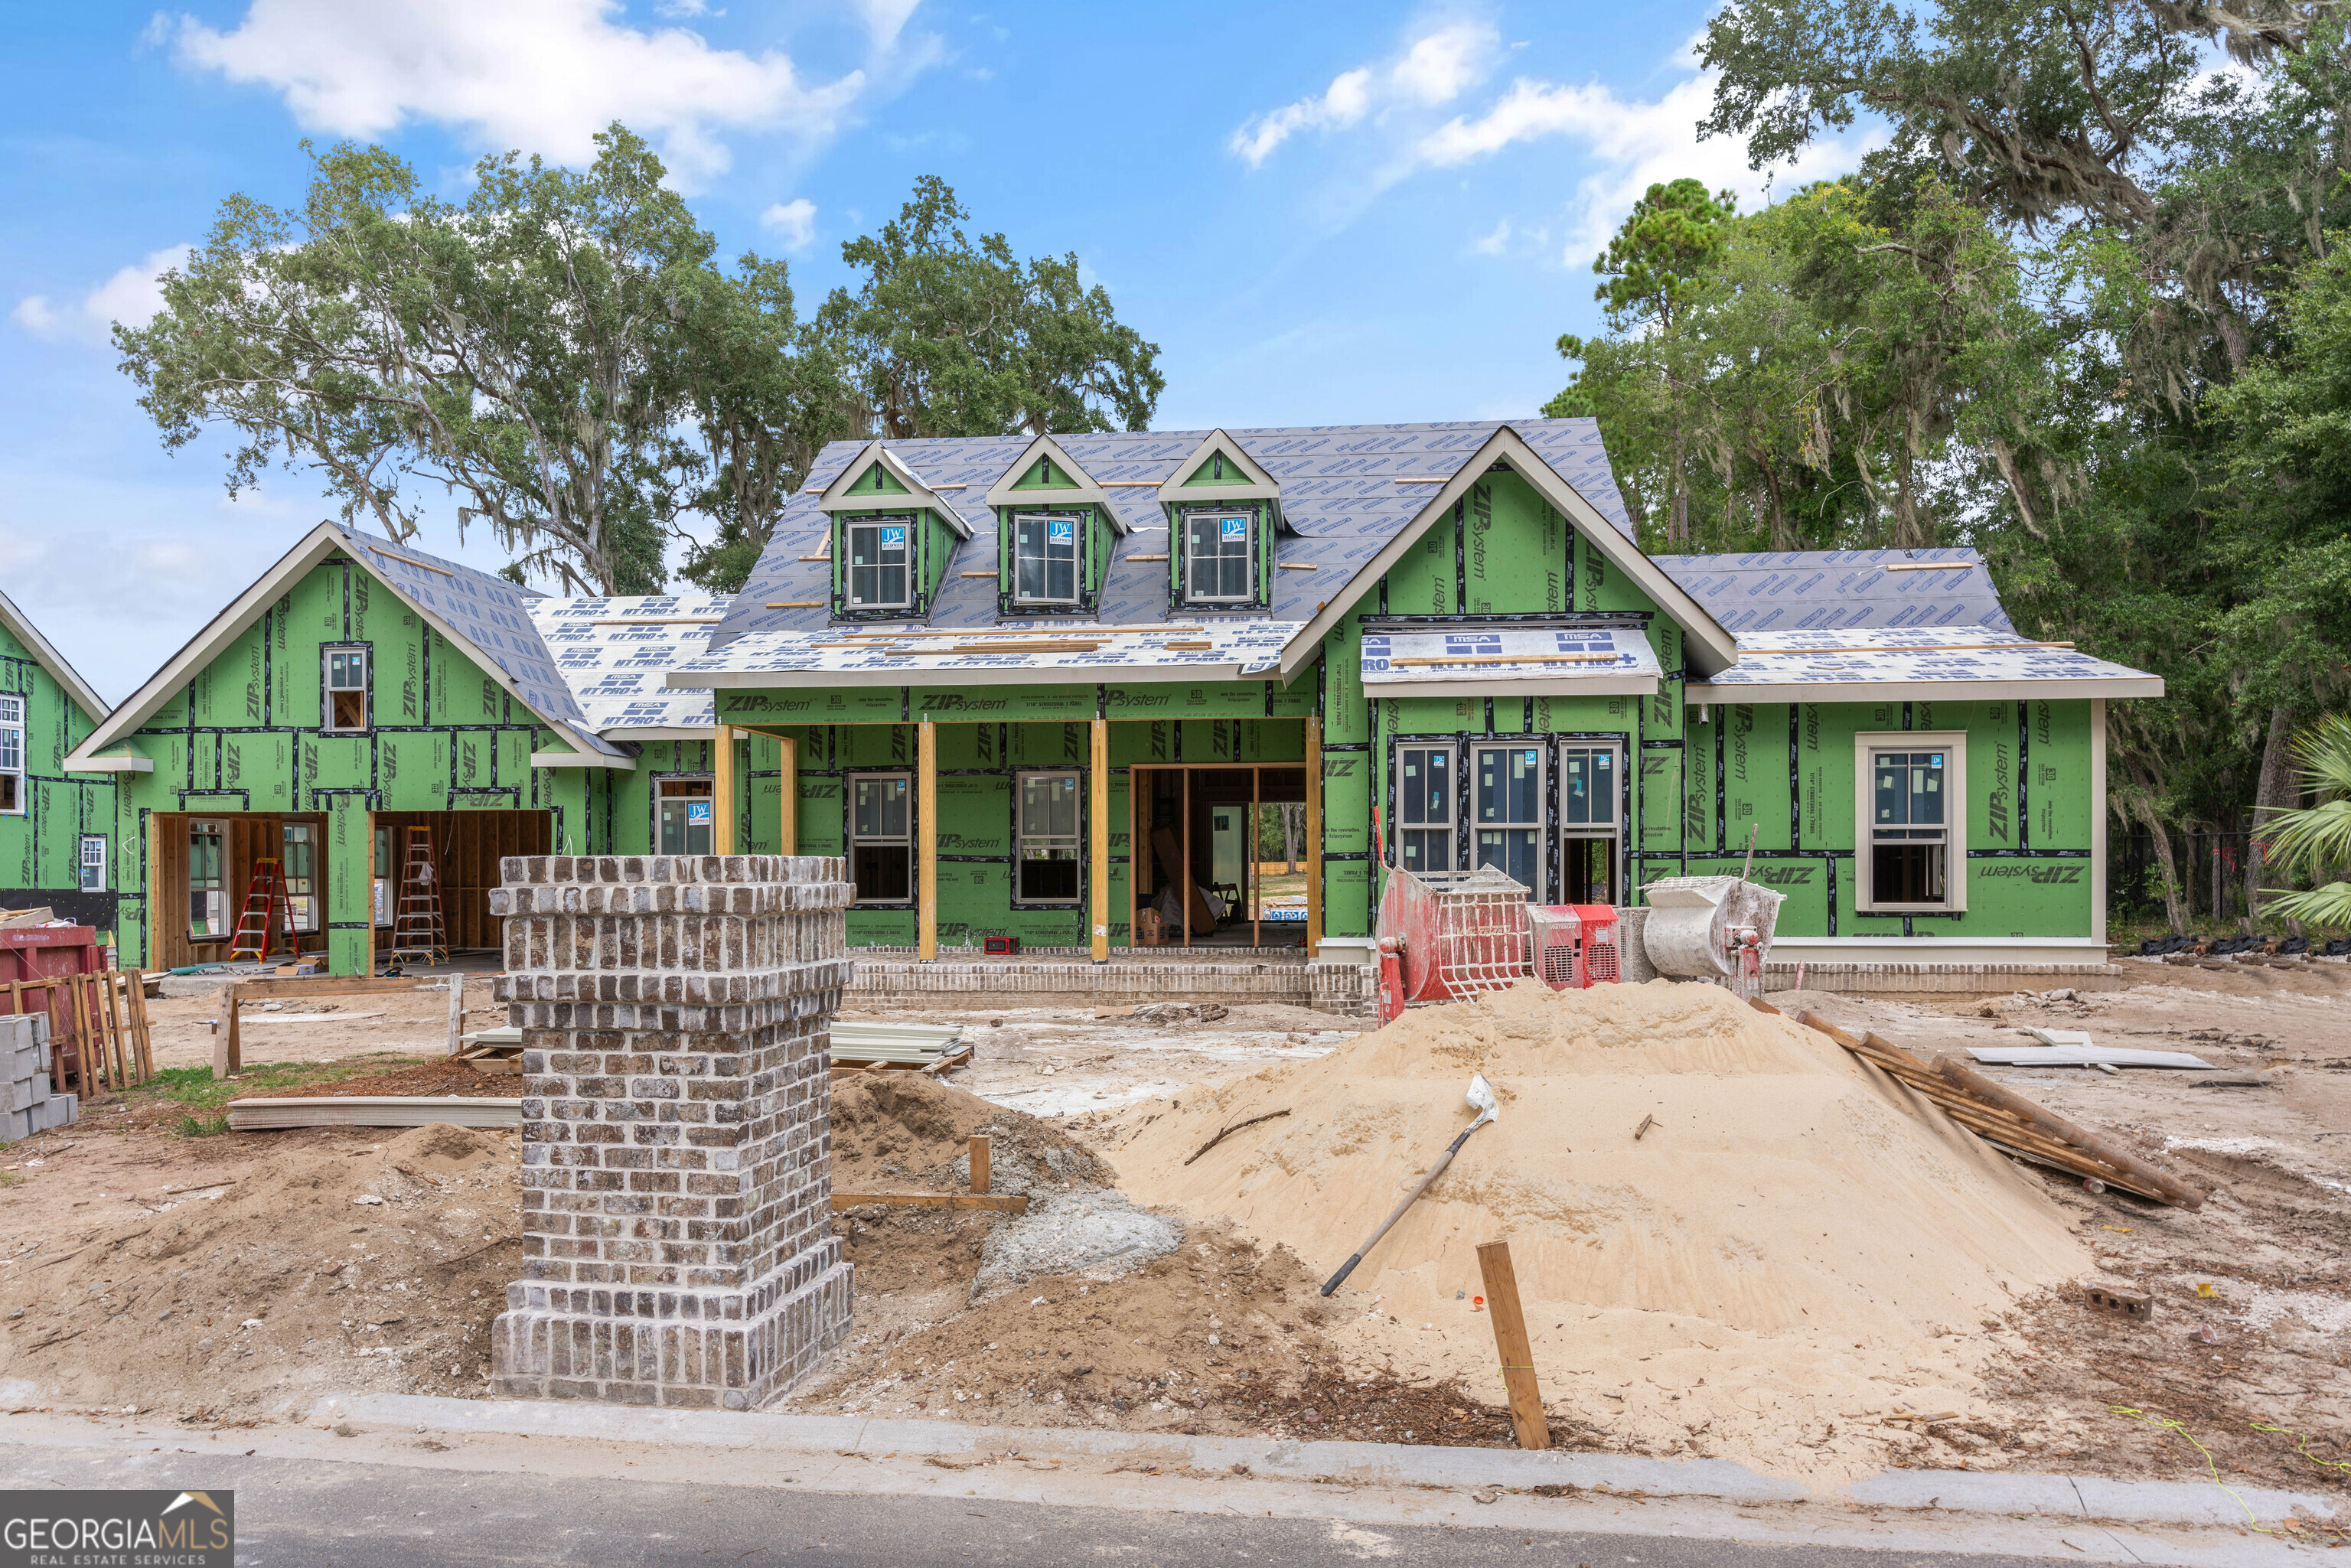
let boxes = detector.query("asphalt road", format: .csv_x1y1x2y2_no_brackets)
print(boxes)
0,1447,2079,1567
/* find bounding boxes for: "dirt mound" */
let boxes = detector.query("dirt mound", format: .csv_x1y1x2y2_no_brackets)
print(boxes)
253,1059,519,1100
831,1072,1110,1196
1112,978,2094,1482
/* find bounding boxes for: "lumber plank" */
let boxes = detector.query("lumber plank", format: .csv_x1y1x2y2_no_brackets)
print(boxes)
224,1095,521,1131
228,976,445,1000
829,1191,1030,1213
1927,1051,2204,1208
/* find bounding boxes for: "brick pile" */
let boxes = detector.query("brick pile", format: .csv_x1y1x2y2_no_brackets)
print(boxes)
487,854,855,1409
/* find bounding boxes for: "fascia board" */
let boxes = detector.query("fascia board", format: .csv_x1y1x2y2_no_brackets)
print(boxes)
1169,429,1279,491
982,434,1118,528
1367,674,1660,700
818,442,973,538
61,754,155,774
0,585,110,722
67,522,351,763
1685,676,2167,703
598,726,715,742
531,746,636,770
1275,427,1738,681
682,663,1264,690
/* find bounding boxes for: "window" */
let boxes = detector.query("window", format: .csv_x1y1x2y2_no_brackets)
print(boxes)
0,694,20,814
846,518,912,609
78,835,106,894
1857,733,1967,911
1184,510,1253,602
1398,745,1453,875
1560,746,1619,905
1016,771,1081,902
324,647,369,732
1012,513,1078,605
282,822,316,931
1474,745,1542,896
849,774,913,902
656,777,715,856
189,820,227,938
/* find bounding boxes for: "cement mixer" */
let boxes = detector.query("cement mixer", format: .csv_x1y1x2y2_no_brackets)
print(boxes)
1373,865,1619,1023
1638,875,1784,1000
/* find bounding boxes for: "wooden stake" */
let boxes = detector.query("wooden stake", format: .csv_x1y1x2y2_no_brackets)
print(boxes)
970,1135,991,1195
445,971,466,1057
224,988,242,1078
1475,1240,1550,1450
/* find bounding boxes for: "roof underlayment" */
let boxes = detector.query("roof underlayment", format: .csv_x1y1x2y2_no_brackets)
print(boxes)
528,594,728,737
1652,548,2014,634
1360,621,1661,699
1689,627,2161,703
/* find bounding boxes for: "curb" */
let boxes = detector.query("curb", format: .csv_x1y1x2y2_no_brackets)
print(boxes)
315,1392,2336,1529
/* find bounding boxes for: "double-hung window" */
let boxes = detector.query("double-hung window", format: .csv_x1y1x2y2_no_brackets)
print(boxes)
78,835,106,893
282,822,317,931
0,694,21,814
1858,734,1966,911
1016,771,1081,902
849,774,913,903
1184,510,1253,603
1560,746,1619,905
1474,745,1543,896
189,819,227,938
324,646,369,732
846,518,912,610
656,777,715,856
1012,513,1079,605
1398,745,1454,875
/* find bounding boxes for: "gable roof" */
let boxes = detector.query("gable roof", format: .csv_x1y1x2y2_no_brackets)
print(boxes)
817,441,974,537
0,585,109,722
1157,429,1280,510
1655,548,2014,634
66,522,625,768
710,417,1647,653
980,433,1117,525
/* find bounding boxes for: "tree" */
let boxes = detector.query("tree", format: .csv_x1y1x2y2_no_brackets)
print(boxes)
118,126,747,594
821,176,1165,440
2261,716,2351,927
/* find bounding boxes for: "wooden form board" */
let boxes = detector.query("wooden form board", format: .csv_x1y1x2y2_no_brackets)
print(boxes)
223,1094,520,1130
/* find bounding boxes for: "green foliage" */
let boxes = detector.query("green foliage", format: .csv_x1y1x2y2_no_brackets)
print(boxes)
1592,179,1737,331
133,1056,423,1115
2261,716,2351,923
817,175,1165,442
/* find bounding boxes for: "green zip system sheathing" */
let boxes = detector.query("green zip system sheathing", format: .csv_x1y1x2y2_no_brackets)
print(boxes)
0,621,113,928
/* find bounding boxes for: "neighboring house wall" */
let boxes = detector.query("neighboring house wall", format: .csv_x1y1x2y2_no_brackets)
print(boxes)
109,556,603,975
0,621,115,931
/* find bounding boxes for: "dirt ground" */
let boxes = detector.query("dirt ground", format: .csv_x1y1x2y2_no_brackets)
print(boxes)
5,965,2348,1497
139,977,510,1070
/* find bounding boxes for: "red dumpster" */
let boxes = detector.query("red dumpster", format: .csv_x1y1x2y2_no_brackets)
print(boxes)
1,925,105,1092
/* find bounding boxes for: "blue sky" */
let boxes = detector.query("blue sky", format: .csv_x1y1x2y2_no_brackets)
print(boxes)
0,1,1870,703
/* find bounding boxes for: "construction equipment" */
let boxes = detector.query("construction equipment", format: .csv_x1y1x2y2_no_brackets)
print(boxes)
1321,1073,1498,1296
1374,865,1620,1023
224,856,293,962
1639,875,1785,1000
388,826,448,968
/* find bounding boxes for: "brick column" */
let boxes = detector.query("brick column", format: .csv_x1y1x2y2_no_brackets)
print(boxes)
487,854,854,1409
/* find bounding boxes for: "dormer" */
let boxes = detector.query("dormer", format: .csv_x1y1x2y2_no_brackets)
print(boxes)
1159,429,1281,613
816,442,971,621
983,435,1121,617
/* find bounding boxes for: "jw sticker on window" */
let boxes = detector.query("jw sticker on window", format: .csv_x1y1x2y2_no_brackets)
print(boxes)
1221,517,1247,543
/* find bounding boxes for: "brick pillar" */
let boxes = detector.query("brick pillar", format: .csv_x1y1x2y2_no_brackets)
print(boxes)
487,854,854,1409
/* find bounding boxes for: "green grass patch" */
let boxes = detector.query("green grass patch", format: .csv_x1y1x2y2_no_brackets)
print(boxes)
131,1054,429,1115
169,1111,232,1139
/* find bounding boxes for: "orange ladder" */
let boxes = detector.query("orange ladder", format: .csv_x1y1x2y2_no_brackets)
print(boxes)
388,827,448,967
225,856,294,962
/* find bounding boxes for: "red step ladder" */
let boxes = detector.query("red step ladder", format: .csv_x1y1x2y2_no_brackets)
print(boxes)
225,856,294,962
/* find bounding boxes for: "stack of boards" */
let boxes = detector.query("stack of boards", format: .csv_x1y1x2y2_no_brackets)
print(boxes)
1,1012,77,1140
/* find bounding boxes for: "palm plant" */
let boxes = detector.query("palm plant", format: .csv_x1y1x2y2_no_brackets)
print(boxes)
2261,715,2351,927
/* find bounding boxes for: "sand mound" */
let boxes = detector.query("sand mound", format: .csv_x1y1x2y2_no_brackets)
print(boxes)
1114,979,2093,1481
831,1072,1110,1197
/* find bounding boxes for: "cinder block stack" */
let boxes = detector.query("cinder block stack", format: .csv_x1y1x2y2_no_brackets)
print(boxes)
487,854,856,1410
2,1012,78,1142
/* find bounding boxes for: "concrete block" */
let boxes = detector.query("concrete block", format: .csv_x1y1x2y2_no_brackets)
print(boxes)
5,1041,41,1081
0,1107,29,1143
34,1093,76,1131
0,1075,47,1115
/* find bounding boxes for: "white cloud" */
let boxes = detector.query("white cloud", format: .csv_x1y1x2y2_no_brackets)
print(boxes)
164,0,889,187
653,0,709,15
1231,21,1498,168
1468,217,1511,256
760,197,817,249
12,244,194,344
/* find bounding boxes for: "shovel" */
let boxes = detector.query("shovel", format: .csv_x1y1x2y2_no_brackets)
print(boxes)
1320,1074,1498,1296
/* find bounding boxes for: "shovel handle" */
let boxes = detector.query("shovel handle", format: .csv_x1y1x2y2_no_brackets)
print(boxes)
1319,1127,1485,1296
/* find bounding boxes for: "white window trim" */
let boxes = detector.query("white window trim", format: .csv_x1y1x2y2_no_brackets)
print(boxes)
1013,768,1084,905
78,834,106,893
1010,511,1083,606
0,693,21,816
322,644,370,735
1182,507,1256,605
844,516,915,611
847,770,915,905
1854,729,1968,914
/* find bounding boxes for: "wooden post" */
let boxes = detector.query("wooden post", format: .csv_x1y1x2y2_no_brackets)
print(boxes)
712,724,738,855
778,733,799,857
918,719,938,961
102,971,130,1088
1128,766,1143,950
1090,719,1110,963
1305,717,1323,960
364,810,377,979
1475,1240,1550,1450
126,973,155,1078
970,1134,991,1195
1251,764,1261,950
445,970,466,1057
69,975,98,1093
1181,766,1192,947
224,986,242,1078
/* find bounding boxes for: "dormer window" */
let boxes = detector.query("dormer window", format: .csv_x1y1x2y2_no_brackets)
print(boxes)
1012,513,1079,605
1184,510,1254,603
846,517,911,610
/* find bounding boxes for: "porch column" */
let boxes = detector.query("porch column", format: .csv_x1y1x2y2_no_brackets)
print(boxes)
2091,697,2108,950
778,734,798,856
1090,719,1110,963
918,719,938,960
712,725,738,855
1306,716,1323,958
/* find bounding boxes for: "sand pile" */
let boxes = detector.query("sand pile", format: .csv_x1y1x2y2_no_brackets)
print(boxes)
1114,980,2095,1480
831,1071,1110,1197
